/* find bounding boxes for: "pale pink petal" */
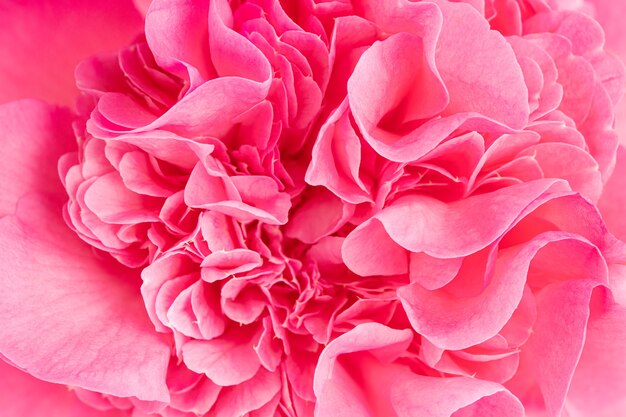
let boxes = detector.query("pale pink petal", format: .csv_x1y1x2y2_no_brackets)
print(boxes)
0,100,74,217
599,146,626,241
0,194,170,401
0,0,142,106
588,0,626,143
0,360,129,417
566,304,626,417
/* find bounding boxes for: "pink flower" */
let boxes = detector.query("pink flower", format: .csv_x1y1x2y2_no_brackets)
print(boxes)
1,1,626,417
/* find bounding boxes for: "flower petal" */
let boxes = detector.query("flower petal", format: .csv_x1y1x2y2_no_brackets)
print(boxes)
599,145,626,241
342,179,565,276
0,360,129,417
510,280,607,417
0,194,171,401
0,100,74,217
0,0,142,106
566,303,626,417
314,323,524,417
588,0,626,143
182,328,261,386
399,233,606,350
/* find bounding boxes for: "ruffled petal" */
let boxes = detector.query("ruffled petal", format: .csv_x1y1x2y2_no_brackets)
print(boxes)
314,323,524,417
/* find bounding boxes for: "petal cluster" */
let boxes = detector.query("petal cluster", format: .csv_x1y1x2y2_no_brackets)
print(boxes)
1,0,626,417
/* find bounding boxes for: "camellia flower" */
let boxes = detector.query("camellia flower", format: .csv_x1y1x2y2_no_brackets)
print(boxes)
1,0,626,416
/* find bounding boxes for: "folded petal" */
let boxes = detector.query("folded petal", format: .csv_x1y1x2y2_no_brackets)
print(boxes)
399,233,606,351
212,368,281,417
436,0,529,127
0,0,142,106
0,194,170,401
182,328,261,386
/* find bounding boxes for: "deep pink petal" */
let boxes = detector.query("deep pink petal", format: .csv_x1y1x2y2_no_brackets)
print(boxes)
89,76,272,140
0,195,170,401
306,100,373,205
0,0,142,106
84,172,162,223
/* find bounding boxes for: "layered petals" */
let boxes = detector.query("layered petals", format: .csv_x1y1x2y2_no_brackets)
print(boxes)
314,323,524,417
1,0,625,416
